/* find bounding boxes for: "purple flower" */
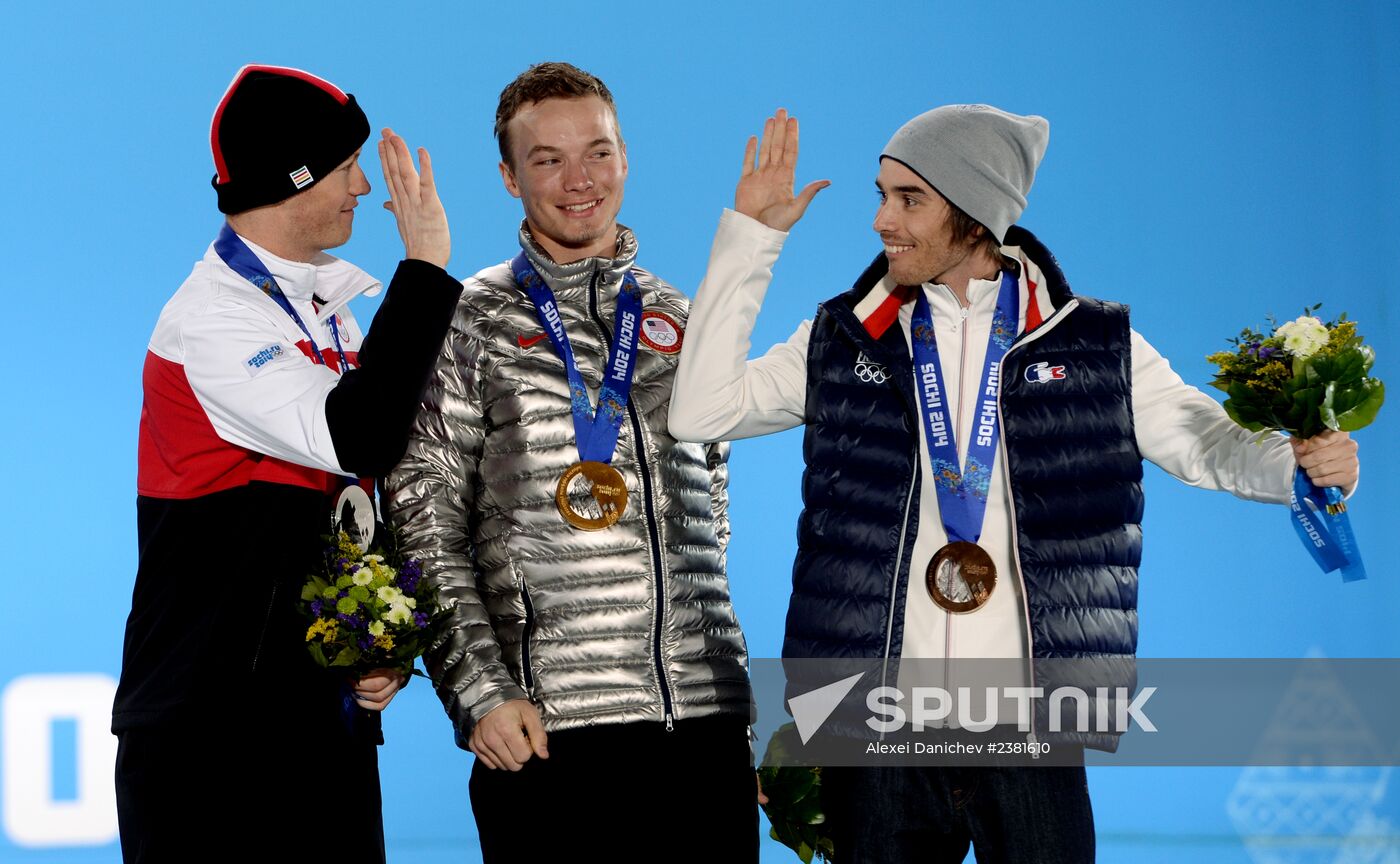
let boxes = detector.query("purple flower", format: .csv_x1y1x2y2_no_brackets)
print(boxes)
358,633,375,650
311,600,324,617
402,559,422,577
414,612,429,628
1258,345,1278,360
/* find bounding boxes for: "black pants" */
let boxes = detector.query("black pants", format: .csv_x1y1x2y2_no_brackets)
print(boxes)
115,716,384,863
468,715,758,863
822,763,1095,864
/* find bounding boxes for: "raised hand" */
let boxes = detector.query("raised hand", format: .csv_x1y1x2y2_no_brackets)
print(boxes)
735,108,830,232
379,127,451,269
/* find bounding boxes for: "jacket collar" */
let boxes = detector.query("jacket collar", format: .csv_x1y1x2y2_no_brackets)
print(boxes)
517,220,638,299
207,230,382,323
829,223,1073,343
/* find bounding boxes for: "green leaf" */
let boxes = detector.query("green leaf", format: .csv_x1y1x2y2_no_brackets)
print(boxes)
307,642,328,668
330,647,361,667
1323,378,1385,432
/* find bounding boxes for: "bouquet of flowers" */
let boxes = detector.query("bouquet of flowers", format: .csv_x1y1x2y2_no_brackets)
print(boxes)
758,723,833,863
1206,306,1382,581
300,530,445,676
1206,306,1383,438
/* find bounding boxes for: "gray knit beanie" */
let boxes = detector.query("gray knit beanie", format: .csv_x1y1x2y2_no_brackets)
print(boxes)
881,104,1049,243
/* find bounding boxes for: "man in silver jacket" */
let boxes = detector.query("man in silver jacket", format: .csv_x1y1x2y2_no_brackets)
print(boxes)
384,63,756,861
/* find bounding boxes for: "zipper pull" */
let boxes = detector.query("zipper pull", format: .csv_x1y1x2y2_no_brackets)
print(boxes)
665,711,675,732
1028,731,1041,760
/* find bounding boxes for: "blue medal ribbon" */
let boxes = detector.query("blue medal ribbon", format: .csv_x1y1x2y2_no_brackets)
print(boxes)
910,273,1019,545
512,252,643,465
1289,469,1366,582
214,224,349,372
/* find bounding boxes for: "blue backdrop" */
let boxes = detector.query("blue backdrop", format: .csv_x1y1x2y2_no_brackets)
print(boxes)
1,1,1395,861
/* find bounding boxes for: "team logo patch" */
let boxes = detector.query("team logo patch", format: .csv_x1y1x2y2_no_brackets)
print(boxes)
244,343,288,376
639,311,683,353
517,331,547,349
289,166,315,189
1024,361,1067,383
854,351,890,384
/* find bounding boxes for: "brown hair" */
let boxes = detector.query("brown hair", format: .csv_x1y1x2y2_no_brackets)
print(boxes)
495,62,619,168
944,196,1003,265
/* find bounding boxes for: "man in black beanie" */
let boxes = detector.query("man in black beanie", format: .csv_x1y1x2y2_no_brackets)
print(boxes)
112,64,460,863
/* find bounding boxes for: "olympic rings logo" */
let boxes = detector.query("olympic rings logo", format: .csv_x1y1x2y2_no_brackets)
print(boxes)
854,352,890,384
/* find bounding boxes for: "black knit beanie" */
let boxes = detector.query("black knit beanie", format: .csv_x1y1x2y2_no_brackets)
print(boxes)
210,65,371,215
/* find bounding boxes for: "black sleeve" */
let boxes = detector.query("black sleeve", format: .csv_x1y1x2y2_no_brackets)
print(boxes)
324,258,462,477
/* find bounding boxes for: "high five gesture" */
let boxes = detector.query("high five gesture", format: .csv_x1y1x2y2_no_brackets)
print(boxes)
735,108,830,232
379,127,451,269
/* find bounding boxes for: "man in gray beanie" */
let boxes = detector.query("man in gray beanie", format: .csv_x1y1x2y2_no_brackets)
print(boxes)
668,106,1358,862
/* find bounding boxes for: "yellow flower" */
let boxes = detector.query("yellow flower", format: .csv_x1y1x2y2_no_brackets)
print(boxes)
374,634,395,650
305,619,338,643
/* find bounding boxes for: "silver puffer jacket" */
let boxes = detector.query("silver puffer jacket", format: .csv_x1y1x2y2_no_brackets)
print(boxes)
385,224,750,739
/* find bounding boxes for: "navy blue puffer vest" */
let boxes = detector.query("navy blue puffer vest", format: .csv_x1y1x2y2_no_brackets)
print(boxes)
785,226,1143,749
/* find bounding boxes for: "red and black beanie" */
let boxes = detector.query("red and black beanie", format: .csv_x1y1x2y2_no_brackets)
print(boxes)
210,65,371,215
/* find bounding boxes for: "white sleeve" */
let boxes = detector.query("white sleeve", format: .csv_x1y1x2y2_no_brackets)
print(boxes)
670,209,811,442
1132,328,1295,503
181,303,346,474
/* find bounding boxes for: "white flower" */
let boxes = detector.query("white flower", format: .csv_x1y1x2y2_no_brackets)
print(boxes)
352,567,374,587
1276,316,1328,358
368,620,386,637
363,554,385,565
376,586,403,605
385,604,413,626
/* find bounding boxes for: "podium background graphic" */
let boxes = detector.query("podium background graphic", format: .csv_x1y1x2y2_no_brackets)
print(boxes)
0,1,1396,860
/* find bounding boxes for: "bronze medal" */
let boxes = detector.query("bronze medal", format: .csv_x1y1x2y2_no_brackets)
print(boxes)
556,461,628,530
926,542,997,614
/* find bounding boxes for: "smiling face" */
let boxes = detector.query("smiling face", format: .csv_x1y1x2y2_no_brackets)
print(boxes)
499,95,627,264
873,158,992,289
280,149,370,258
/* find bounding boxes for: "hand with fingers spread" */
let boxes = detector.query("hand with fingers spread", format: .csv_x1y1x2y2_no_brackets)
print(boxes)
736,108,831,232
378,127,451,269
1291,430,1360,495
469,698,549,771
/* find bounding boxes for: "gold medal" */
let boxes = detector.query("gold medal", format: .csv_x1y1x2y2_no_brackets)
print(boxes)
556,461,628,530
926,542,997,614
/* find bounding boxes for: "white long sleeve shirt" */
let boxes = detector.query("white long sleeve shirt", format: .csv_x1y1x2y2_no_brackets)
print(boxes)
670,209,1297,674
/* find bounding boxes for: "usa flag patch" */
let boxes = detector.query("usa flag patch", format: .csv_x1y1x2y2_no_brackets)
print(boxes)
289,166,314,189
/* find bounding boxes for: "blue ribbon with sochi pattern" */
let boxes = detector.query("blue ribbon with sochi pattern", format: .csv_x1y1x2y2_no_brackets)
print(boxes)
512,251,643,465
910,272,1019,545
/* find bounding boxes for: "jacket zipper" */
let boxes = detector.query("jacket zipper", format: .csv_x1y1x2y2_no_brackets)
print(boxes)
250,584,278,672
997,298,1079,757
879,444,921,702
945,292,971,702
520,578,536,694
587,270,676,730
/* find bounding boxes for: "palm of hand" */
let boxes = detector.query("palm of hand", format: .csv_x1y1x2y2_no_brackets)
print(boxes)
734,109,828,232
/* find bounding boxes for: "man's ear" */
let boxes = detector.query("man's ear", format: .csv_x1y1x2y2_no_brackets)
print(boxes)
499,160,522,199
619,139,628,179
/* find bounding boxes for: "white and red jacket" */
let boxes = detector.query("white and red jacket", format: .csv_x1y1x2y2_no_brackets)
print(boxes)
138,235,378,498
115,230,460,731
